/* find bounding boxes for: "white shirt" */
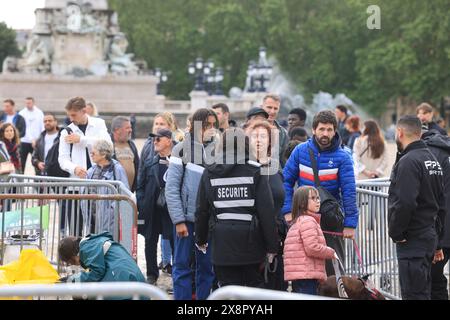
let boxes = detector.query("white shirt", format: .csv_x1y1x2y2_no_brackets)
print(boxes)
44,132,58,159
4,114,14,124
58,116,111,178
19,106,44,143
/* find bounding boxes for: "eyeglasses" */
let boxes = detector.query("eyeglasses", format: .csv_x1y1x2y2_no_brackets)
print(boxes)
309,196,321,202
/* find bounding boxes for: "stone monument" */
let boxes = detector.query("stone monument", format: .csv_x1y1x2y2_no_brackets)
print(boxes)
0,0,163,116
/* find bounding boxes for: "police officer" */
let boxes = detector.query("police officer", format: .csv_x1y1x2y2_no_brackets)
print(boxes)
422,127,450,299
388,115,446,300
195,128,279,288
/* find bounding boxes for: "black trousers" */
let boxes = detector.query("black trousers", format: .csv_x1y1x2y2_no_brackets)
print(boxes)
214,264,264,288
20,142,33,173
144,209,174,279
431,247,450,300
324,233,345,276
398,252,434,300
60,190,83,236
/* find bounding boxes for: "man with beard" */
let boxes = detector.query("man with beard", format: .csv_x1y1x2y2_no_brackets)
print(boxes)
110,116,139,192
282,110,358,275
388,115,445,300
32,113,59,176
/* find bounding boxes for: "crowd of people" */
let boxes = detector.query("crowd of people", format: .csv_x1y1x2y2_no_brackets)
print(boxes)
0,95,449,300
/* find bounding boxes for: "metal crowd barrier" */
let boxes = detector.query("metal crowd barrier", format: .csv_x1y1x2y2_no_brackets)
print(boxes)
346,179,449,300
207,285,339,300
4,174,137,260
0,282,170,300
0,191,137,272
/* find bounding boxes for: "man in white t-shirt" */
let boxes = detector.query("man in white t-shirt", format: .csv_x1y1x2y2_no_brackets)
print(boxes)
31,113,59,176
19,97,44,172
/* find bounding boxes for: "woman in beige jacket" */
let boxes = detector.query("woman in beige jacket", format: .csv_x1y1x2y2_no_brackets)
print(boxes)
353,120,388,180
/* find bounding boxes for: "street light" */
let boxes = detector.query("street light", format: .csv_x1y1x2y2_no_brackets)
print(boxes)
188,57,221,93
155,68,168,95
245,47,273,92
214,67,224,95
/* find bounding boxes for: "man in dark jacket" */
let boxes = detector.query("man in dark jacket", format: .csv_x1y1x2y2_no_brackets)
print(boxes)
388,116,446,300
417,103,448,136
335,105,350,145
31,113,59,175
1,99,26,138
111,116,139,192
195,128,279,288
422,128,450,300
136,128,174,284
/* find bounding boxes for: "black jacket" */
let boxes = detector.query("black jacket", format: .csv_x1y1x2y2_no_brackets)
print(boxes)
0,112,26,138
428,122,448,136
111,135,140,192
31,129,60,175
388,140,446,246
195,158,279,266
422,130,450,248
136,153,171,239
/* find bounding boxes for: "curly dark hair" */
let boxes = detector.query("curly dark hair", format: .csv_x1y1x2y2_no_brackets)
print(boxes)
312,110,338,130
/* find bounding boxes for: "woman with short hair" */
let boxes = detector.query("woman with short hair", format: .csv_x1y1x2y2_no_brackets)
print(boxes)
82,139,129,235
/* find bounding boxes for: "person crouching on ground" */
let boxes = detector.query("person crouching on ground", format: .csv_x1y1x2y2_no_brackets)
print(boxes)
284,186,337,295
59,232,146,285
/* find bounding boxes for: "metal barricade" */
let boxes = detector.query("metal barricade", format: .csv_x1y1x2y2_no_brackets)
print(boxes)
207,285,339,300
0,192,137,272
0,282,170,300
348,179,449,300
6,174,137,259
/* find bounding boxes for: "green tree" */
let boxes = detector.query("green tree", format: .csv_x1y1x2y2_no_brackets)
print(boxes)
0,22,20,72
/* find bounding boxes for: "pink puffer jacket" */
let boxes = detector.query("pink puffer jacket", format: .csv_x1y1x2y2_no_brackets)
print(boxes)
283,214,335,281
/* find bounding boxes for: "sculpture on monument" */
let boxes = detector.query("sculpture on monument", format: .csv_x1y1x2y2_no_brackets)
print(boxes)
2,0,142,76
109,33,139,75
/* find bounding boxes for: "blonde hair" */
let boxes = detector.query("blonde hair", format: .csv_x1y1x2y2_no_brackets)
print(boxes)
153,112,185,142
86,102,99,117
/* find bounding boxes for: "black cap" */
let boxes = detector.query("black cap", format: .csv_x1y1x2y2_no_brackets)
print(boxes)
149,128,172,139
246,107,269,119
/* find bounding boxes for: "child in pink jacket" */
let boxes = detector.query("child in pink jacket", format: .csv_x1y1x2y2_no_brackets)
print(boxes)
284,186,337,295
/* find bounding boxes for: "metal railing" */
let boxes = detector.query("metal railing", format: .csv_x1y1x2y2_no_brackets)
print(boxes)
0,192,137,270
0,282,170,300
208,285,339,300
347,178,449,300
4,174,137,260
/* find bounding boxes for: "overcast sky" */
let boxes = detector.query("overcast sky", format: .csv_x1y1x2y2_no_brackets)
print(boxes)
0,0,45,30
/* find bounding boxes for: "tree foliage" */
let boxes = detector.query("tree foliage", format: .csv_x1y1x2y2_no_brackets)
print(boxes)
109,0,450,115
0,22,20,72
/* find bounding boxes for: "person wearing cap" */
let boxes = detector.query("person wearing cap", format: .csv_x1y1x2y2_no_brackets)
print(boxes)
136,128,175,285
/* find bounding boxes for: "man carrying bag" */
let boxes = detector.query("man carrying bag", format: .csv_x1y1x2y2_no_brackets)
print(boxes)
282,110,359,275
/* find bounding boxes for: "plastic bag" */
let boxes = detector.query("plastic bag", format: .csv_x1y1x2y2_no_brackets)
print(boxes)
0,249,59,299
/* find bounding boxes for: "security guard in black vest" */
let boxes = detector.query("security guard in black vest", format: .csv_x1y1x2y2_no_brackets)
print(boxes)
195,128,279,288
388,116,446,300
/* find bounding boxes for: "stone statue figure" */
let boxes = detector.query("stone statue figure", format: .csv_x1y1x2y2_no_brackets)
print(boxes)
66,4,83,32
108,33,138,74
20,35,51,73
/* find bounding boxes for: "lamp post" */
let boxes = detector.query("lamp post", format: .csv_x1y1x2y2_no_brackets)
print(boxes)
188,57,222,95
245,47,273,93
155,68,168,95
188,57,207,91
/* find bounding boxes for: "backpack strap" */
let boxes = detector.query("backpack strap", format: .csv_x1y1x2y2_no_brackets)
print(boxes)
308,148,321,187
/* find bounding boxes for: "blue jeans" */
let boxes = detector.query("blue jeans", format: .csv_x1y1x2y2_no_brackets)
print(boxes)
292,279,318,295
161,236,172,266
172,222,214,300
